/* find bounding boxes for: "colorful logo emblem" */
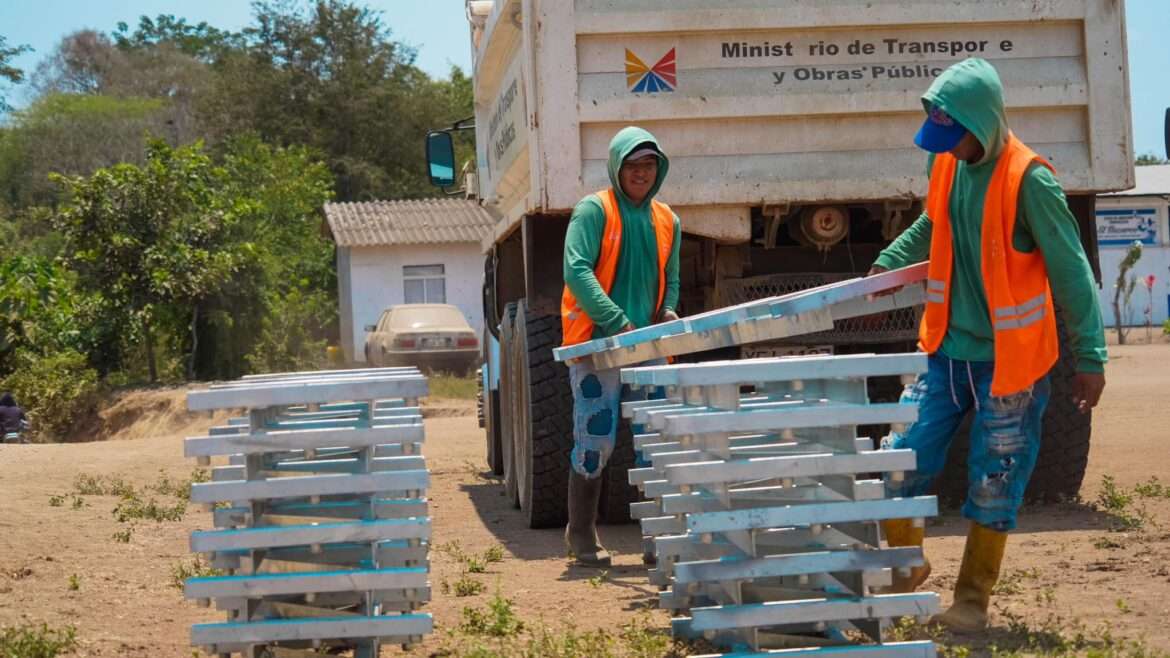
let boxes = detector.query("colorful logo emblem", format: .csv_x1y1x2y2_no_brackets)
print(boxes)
625,48,676,93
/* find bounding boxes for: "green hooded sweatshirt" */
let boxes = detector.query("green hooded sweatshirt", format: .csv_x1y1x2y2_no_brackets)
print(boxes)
875,58,1106,374
563,126,682,338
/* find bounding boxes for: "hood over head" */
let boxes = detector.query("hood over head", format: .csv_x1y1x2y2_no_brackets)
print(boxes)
919,57,1010,166
606,126,670,206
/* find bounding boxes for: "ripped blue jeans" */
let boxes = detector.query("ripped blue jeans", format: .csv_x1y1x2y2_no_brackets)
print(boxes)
883,353,1050,531
568,359,664,479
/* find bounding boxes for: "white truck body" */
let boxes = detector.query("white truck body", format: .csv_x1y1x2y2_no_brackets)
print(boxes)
472,0,1133,247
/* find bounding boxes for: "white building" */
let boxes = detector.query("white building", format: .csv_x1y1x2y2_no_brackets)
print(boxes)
1096,164,1170,328
325,199,493,363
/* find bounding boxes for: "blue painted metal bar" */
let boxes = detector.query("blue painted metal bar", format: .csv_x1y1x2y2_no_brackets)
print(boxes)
188,373,429,411
184,423,425,457
673,547,924,584
687,497,938,534
213,498,429,527
190,469,429,503
656,402,918,436
685,593,939,632
690,641,936,658
190,518,431,553
209,540,429,571
185,566,428,599
553,263,927,364
190,613,432,647
621,353,927,387
665,450,916,486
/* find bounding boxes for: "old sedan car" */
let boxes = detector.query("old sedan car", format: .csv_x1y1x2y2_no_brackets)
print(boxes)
364,304,479,373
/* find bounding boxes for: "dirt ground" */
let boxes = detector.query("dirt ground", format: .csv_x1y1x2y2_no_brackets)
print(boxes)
2,344,1169,656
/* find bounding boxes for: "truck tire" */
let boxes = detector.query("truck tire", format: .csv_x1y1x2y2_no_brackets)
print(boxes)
935,311,1090,505
598,418,641,524
498,303,520,506
513,300,574,528
482,330,504,475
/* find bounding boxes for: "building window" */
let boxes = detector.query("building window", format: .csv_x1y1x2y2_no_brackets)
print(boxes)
404,264,446,303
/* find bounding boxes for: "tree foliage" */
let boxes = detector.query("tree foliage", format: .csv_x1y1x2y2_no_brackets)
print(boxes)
0,35,32,112
0,256,86,373
52,140,251,381
0,93,168,208
201,0,470,200
0,3,473,437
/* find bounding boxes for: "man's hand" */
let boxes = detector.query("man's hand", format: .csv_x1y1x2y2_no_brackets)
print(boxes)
866,264,901,300
619,323,636,334
1072,372,1105,414
658,308,680,324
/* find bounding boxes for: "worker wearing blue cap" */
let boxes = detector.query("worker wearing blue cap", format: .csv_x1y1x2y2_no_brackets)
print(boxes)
869,58,1106,632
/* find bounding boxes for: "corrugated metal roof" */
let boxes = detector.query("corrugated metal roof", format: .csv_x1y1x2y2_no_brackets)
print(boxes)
324,198,495,247
1102,164,1170,198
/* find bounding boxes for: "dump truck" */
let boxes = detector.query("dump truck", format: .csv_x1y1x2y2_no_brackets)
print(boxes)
426,0,1134,528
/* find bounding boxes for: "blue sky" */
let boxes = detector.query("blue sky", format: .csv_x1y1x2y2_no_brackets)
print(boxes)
0,1,472,96
0,1,1167,156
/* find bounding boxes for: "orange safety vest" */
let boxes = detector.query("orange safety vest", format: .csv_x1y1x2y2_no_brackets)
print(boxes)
920,132,1059,396
561,188,675,346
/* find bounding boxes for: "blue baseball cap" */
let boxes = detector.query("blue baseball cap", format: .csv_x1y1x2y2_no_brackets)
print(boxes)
914,105,968,153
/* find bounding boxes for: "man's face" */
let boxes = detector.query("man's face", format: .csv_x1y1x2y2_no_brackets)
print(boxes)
949,132,985,164
619,155,658,205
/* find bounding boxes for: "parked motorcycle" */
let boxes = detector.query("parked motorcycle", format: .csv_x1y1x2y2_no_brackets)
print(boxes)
2,418,29,444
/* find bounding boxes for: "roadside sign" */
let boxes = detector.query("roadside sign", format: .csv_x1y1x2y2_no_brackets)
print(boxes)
1096,208,1158,246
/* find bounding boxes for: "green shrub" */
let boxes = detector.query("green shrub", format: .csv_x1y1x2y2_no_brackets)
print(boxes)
1,349,99,441
170,556,224,590
428,373,479,399
113,494,186,523
452,575,486,597
244,285,332,375
0,622,77,658
74,474,136,497
460,591,524,638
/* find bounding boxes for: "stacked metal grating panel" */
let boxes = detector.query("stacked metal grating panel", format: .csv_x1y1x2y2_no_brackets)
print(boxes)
555,263,940,657
620,354,939,656
184,367,432,657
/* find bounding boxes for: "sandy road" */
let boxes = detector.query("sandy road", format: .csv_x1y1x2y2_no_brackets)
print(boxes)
0,343,1167,656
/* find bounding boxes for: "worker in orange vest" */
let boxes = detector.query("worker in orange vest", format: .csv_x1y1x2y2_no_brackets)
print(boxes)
561,126,681,567
870,58,1107,631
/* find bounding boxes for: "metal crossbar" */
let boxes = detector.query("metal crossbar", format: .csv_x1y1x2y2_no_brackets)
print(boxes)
553,263,927,369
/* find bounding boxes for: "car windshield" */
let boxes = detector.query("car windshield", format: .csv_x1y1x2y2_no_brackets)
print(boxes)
389,306,468,330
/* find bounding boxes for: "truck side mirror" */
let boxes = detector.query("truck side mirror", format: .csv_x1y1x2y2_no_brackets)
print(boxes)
426,131,457,187
364,324,377,332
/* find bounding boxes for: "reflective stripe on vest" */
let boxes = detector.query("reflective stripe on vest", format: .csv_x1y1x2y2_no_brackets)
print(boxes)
560,188,675,347
919,132,1060,396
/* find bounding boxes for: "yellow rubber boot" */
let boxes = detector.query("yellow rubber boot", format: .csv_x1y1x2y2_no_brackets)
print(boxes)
933,522,1008,632
880,518,931,593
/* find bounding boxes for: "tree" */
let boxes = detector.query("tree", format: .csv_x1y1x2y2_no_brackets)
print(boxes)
194,135,335,380
30,30,212,146
113,14,241,62
0,93,169,208
51,141,248,381
1111,241,1142,344
49,136,334,382
0,35,32,112
201,1,472,201
1136,153,1169,166
0,256,85,375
